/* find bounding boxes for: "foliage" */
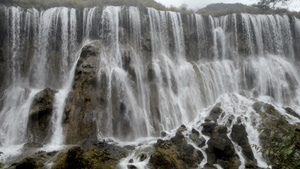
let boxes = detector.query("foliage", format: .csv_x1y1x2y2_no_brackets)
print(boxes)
255,0,291,10
253,126,300,169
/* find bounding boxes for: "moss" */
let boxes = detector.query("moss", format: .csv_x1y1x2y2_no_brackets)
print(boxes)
150,143,185,169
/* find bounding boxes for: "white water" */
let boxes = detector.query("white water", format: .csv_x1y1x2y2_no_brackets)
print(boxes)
1,6,300,168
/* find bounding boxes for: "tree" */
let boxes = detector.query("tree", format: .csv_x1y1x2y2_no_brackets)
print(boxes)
256,0,291,10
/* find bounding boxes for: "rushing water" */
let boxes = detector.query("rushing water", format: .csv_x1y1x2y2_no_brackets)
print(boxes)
1,5,300,168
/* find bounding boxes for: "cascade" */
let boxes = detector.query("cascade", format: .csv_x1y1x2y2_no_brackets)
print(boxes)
0,5,300,168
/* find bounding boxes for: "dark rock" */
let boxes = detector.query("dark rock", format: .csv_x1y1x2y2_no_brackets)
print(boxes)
177,124,187,132
201,123,217,136
206,125,239,169
26,88,57,144
63,41,101,144
204,163,217,169
139,153,147,161
285,107,300,119
23,142,43,149
129,159,133,163
231,124,256,164
128,165,137,169
16,157,42,169
189,128,206,147
160,131,167,137
150,133,203,169
53,141,129,169
205,116,213,122
209,103,223,122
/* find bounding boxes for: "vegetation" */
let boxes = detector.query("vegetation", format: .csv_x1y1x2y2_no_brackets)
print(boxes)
253,126,300,169
255,0,291,10
196,3,300,18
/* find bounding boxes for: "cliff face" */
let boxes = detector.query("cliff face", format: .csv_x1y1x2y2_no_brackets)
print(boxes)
0,5,300,168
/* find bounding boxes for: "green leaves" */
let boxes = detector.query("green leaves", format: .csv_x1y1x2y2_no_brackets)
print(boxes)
254,126,300,169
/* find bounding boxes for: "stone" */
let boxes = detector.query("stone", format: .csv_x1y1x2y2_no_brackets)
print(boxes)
63,41,101,145
206,125,239,169
201,123,217,136
15,157,42,169
189,128,206,147
209,103,223,122
285,107,300,119
150,132,203,169
231,124,256,164
177,124,187,133
26,88,57,144
205,116,213,122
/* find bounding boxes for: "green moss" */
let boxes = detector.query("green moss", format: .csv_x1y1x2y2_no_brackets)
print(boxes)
150,144,185,169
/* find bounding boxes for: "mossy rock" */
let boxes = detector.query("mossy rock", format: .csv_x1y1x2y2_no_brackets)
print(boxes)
15,157,43,169
150,140,185,169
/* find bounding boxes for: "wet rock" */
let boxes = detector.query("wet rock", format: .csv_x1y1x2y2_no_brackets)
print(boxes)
209,103,223,122
128,165,137,169
63,41,101,145
177,124,187,133
150,132,203,169
23,142,43,149
15,157,42,169
204,163,217,169
26,88,57,144
205,116,213,122
53,141,129,169
189,128,206,147
206,125,239,169
160,131,167,137
201,123,217,136
231,124,256,164
139,153,147,161
285,107,300,119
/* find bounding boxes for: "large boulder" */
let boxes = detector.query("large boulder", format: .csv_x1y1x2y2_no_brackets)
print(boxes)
63,41,101,145
53,141,129,169
204,125,240,169
231,124,256,166
150,131,203,169
26,88,57,145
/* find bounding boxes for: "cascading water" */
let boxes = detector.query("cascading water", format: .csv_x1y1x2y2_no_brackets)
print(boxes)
1,4,300,168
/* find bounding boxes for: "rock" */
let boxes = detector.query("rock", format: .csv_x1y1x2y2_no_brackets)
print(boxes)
285,107,300,119
189,128,206,147
129,159,133,163
53,141,129,169
26,88,57,144
63,41,101,145
150,133,203,169
128,165,137,169
139,153,147,161
201,123,217,136
231,124,256,164
204,163,217,169
206,125,239,169
177,124,187,133
23,142,43,149
15,157,42,169
205,116,213,122
160,131,167,137
209,103,223,122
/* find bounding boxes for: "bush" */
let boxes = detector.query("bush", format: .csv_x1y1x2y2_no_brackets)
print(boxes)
253,127,300,169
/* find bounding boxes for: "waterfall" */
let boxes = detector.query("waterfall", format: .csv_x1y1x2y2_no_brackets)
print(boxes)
0,5,300,167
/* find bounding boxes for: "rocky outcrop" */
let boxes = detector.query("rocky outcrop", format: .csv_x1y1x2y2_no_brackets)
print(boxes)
52,141,129,169
149,131,204,169
63,41,101,145
26,88,57,145
231,124,256,166
202,124,240,169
